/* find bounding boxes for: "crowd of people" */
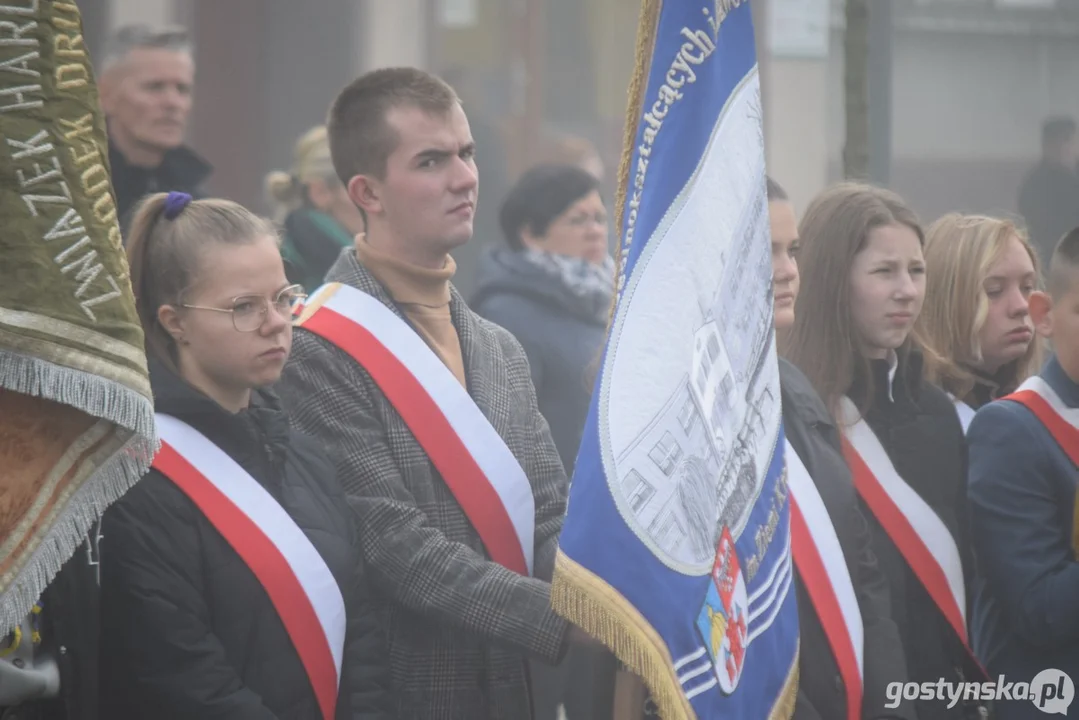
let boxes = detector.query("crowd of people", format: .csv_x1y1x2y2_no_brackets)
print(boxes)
4,18,1079,720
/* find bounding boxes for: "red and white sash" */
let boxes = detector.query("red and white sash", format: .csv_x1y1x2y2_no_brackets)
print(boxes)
838,397,971,650
297,282,535,576
151,414,345,720
786,439,863,720
1005,376,1079,466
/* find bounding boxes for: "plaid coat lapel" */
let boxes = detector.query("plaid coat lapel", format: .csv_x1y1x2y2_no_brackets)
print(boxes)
450,287,514,436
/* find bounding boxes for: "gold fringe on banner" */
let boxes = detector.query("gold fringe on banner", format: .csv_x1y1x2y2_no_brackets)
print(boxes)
552,551,696,719
552,552,800,719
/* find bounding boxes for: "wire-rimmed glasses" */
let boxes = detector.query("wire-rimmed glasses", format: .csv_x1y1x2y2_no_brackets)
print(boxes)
181,284,307,332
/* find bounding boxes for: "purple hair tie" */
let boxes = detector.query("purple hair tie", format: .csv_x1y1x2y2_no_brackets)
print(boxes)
163,191,193,220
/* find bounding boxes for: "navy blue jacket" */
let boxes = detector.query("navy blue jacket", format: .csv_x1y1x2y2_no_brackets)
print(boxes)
968,357,1079,718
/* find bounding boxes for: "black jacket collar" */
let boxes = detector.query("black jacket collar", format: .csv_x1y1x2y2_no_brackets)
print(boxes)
109,141,212,189
109,139,212,224
964,363,1015,409
149,358,289,460
849,346,924,415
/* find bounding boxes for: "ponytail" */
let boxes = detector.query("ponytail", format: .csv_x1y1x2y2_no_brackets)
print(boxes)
126,194,179,374
265,125,338,223
264,170,303,224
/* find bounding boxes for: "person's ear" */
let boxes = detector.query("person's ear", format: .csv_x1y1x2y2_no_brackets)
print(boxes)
519,225,544,252
347,175,383,219
1029,290,1054,340
157,304,188,345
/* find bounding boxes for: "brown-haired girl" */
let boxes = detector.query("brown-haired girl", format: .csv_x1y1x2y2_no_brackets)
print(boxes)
99,192,393,719
917,213,1043,430
782,182,987,720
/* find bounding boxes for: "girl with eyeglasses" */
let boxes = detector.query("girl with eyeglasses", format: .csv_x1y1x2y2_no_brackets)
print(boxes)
99,192,394,719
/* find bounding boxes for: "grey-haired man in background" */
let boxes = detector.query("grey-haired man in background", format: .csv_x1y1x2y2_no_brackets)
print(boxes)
98,24,211,233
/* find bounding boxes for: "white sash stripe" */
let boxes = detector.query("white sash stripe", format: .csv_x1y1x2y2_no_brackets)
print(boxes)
1018,376,1079,428
950,395,975,434
155,414,346,681
320,284,536,575
839,398,966,624
785,440,864,680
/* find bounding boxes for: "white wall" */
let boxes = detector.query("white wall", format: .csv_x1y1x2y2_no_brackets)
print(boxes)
765,58,830,215
360,0,430,71
107,0,175,30
824,27,1079,163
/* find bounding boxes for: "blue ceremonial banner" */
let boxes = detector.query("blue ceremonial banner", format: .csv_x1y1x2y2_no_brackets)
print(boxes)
549,1,799,718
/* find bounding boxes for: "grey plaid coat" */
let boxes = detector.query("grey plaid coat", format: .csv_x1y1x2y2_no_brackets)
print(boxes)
277,249,571,720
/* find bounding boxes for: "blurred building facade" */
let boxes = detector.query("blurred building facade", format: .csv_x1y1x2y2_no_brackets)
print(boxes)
78,0,1079,249
766,0,1079,226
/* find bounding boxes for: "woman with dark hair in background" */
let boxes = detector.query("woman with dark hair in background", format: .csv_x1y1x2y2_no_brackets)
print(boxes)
472,164,615,720
472,163,614,475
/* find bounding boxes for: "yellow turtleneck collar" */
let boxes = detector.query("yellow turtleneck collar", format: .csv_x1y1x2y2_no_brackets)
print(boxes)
355,235,455,309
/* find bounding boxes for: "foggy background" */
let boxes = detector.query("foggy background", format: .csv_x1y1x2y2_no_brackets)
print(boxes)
75,0,1079,297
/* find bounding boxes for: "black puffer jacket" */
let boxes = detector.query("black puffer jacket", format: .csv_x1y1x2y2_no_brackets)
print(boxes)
851,350,987,720
110,141,211,237
99,362,393,719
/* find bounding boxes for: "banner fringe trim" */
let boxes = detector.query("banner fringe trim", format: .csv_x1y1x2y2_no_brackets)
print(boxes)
0,426,151,633
0,352,157,633
552,551,697,719
0,349,155,439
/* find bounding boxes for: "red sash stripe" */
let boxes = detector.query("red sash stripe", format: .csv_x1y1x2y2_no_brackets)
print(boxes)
790,496,862,720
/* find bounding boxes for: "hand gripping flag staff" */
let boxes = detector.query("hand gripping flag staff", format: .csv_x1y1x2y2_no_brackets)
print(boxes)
0,0,156,633
549,1,799,718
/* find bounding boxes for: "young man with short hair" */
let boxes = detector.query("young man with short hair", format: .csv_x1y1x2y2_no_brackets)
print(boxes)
277,67,585,719
968,226,1079,719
